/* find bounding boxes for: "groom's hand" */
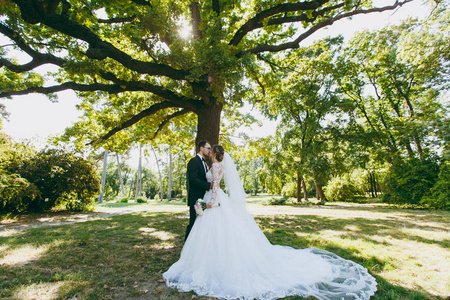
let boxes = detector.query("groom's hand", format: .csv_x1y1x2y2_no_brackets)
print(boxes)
210,182,213,190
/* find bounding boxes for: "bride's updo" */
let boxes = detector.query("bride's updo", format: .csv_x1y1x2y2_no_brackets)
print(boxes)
212,145,225,162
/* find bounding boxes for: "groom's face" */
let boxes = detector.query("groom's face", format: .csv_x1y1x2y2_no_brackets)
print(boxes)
200,143,211,158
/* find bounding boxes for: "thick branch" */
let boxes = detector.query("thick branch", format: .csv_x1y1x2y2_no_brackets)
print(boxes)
98,16,136,24
212,0,220,15
0,23,66,71
236,0,413,58
230,0,329,46
190,1,202,39
130,0,152,7
93,101,183,143
230,1,342,46
99,72,197,110
0,82,129,98
11,0,188,80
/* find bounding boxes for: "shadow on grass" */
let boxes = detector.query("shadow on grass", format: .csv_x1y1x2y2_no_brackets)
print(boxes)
0,211,446,299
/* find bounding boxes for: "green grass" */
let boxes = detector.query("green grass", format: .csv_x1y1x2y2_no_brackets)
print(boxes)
0,201,448,299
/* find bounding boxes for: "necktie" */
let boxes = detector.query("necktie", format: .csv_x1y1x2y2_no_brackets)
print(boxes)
201,157,208,172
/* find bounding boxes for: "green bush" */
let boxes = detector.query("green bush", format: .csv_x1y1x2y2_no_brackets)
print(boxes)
119,197,129,203
0,132,41,213
18,149,101,212
0,172,41,213
136,197,147,203
383,157,439,206
324,175,364,202
420,161,450,209
266,196,289,205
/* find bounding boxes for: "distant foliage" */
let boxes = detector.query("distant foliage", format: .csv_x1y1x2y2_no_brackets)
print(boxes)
281,182,297,198
383,157,440,206
324,175,365,202
421,161,450,209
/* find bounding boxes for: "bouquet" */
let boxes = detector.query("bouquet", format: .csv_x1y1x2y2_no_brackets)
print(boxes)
194,199,207,216
194,199,220,216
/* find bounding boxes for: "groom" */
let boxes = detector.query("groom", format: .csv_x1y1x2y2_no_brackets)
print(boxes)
185,140,212,240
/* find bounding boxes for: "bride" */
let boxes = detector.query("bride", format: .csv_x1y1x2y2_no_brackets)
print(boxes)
163,145,377,300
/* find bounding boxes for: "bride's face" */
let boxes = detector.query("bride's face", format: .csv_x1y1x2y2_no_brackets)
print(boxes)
209,149,215,159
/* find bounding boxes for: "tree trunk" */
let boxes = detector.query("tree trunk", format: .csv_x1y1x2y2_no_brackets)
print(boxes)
314,180,327,202
368,172,375,198
195,102,223,146
296,172,302,203
302,177,308,201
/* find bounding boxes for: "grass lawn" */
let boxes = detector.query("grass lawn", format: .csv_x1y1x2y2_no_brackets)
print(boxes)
0,195,448,299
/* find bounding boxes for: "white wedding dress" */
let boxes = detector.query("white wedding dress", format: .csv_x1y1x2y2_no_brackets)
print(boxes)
163,154,377,300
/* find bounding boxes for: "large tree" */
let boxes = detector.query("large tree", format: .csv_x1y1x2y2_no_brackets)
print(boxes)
1,0,415,150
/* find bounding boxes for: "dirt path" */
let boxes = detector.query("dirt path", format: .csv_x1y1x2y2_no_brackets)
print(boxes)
3,202,444,234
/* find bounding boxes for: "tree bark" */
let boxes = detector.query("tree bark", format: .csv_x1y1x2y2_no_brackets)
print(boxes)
195,101,223,146
296,172,302,203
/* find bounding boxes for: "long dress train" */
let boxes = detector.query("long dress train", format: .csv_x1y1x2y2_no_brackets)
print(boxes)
163,157,377,300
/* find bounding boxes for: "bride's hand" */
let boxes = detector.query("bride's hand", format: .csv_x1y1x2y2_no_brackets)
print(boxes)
207,203,213,209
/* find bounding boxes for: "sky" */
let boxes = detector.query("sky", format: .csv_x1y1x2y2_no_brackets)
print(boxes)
0,0,431,157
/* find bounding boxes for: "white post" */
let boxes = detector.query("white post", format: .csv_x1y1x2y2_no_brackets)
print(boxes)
116,154,125,196
152,145,164,200
135,145,142,200
98,150,109,203
168,145,172,201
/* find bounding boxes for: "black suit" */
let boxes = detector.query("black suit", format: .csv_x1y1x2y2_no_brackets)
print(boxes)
185,155,210,240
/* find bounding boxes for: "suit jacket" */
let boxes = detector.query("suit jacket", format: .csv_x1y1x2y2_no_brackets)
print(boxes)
186,155,210,206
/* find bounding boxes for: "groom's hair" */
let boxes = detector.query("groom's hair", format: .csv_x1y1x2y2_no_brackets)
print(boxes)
197,140,210,152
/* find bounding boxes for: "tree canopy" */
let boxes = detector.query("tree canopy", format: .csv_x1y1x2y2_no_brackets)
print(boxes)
0,0,415,151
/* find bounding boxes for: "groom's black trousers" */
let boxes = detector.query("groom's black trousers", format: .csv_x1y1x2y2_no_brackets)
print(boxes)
185,205,196,240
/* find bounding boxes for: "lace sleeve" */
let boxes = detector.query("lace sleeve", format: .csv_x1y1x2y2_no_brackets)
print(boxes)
210,162,222,204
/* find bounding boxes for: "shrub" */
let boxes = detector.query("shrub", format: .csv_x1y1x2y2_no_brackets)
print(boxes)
19,149,101,212
324,175,364,202
120,197,129,203
0,172,41,213
420,161,450,209
154,194,160,201
383,157,439,206
136,197,147,203
266,196,289,206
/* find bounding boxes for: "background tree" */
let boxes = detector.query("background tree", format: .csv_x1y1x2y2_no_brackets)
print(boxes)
260,38,349,202
0,0,415,153
331,11,449,206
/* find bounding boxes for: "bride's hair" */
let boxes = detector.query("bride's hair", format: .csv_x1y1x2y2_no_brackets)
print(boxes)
212,145,225,162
